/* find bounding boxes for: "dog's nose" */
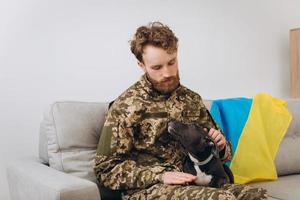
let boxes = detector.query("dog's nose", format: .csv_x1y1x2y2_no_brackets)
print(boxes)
167,126,174,133
168,118,177,124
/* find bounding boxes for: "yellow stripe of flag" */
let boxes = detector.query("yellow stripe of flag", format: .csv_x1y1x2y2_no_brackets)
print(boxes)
230,93,292,183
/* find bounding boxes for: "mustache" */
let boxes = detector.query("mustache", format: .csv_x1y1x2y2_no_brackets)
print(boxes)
161,76,176,82
146,72,180,94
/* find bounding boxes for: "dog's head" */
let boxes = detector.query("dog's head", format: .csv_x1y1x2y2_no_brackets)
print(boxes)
167,119,219,159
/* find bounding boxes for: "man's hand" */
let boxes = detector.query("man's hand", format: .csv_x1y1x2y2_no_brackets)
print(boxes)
206,128,226,150
162,172,197,185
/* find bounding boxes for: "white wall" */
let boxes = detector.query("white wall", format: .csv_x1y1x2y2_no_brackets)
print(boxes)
1,0,300,199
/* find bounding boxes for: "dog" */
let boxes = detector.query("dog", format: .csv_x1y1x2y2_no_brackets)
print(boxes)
167,119,234,188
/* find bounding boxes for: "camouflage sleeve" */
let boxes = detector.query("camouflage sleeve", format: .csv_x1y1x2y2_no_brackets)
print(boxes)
219,140,232,163
195,95,232,163
93,103,166,190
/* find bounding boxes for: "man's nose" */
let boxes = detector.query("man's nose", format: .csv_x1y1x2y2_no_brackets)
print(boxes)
162,66,173,78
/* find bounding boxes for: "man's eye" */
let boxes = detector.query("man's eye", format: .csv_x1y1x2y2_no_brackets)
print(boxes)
168,59,176,65
152,65,162,70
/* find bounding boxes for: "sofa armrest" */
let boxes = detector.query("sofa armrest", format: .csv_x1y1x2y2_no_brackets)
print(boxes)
6,157,101,200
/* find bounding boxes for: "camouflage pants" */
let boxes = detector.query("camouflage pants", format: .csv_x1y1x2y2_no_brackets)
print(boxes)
122,183,267,200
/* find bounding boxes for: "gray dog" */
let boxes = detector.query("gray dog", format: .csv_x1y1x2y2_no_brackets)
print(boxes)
168,119,234,188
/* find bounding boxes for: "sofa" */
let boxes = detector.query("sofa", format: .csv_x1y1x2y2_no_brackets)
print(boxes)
6,99,300,200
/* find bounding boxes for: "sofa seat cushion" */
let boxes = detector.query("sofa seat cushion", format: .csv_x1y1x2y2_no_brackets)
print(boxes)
249,174,300,200
42,101,108,182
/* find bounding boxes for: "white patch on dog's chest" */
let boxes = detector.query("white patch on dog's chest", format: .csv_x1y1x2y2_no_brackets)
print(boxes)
188,153,212,186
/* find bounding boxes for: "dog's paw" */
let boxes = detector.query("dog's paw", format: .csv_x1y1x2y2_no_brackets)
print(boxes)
194,173,212,186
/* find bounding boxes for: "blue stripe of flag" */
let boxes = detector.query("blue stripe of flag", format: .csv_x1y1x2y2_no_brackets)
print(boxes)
210,98,252,155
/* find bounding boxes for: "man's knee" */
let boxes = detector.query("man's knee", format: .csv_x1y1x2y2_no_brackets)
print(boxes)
238,187,268,200
125,184,239,200
169,186,237,200
217,190,237,200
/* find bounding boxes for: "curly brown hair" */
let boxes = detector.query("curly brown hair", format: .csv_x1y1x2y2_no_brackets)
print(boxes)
130,22,178,63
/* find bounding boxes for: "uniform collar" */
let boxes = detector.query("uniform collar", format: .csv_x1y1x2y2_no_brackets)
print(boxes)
139,74,182,100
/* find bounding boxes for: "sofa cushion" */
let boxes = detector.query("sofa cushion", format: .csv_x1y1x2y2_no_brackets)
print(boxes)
275,99,300,176
203,100,212,110
250,174,300,200
42,101,108,182
39,118,50,164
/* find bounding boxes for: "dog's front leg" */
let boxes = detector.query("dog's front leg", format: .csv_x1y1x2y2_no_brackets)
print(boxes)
194,169,212,186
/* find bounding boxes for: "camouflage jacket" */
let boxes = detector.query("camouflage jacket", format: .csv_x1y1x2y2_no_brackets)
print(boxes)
94,74,232,191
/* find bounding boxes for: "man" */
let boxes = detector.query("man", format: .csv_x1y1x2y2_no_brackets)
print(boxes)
94,22,267,200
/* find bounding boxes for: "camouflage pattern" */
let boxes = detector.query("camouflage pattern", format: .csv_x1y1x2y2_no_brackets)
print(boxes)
122,183,267,200
94,74,267,199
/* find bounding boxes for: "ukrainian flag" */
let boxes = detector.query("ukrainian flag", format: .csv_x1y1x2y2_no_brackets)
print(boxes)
210,93,292,183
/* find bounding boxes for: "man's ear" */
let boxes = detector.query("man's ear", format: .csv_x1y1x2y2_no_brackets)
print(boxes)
138,61,146,72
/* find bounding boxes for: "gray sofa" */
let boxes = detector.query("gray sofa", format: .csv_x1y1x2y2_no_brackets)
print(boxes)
6,100,300,200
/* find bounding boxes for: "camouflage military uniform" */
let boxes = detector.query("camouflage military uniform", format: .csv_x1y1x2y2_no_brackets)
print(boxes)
94,74,267,200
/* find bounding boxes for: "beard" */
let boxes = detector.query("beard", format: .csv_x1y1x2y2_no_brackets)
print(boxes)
146,72,180,94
